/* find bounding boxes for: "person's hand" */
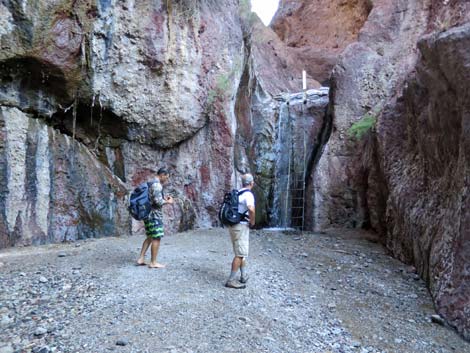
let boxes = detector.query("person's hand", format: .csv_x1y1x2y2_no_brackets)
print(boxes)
165,196,174,204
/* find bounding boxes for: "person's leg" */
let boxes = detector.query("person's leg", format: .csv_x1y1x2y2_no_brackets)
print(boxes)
226,224,246,288
137,237,152,265
240,257,249,283
239,225,250,283
229,256,243,279
148,238,166,268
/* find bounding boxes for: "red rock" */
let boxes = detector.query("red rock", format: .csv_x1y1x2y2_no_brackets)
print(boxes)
271,0,372,83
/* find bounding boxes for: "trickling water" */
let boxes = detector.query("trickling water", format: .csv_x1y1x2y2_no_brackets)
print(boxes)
94,94,103,152
91,94,95,126
71,96,77,167
272,101,292,228
270,88,329,229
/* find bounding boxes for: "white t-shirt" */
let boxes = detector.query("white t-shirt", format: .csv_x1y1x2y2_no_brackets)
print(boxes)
238,188,255,224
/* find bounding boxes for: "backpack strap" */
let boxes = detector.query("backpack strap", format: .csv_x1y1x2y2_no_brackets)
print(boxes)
237,189,252,196
237,189,253,221
147,179,158,187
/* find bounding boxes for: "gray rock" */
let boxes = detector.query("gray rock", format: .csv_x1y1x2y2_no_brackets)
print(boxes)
0,344,14,353
39,276,48,283
351,341,361,348
34,327,48,336
33,347,51,353
115,339,129,346
431,314,445,326
0,315,13,326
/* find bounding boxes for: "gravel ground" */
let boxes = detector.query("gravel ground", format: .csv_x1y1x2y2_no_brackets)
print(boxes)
0,228,468,353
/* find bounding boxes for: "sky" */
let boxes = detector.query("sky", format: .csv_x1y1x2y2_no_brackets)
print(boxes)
251,0,280,26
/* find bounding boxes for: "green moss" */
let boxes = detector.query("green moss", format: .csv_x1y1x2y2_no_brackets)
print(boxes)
348,112,377,139
207,71,234,105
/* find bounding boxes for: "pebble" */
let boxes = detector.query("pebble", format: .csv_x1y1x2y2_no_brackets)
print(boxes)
39,276,48,283
0,345,14,353
431,314,445,326
116,339,129,346
0,315,14,327
57,252,67,258
351,341,361,348
34,327,48,336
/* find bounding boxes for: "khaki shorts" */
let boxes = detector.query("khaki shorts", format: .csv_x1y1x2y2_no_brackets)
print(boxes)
229,223,250,258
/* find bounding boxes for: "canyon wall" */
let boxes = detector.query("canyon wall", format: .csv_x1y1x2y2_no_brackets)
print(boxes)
0,0,247,244
0,0,326,243
1,0,469,339
281,0,470,339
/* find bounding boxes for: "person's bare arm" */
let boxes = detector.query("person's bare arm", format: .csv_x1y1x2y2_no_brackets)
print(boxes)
247,205,255,227
164,195,174,204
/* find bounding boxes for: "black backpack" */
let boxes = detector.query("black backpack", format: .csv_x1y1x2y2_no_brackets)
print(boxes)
128,180,158,220
218,189,251,226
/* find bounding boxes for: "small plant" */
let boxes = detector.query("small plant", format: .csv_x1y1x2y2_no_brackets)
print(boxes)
348,112,377,139
206,72,233,105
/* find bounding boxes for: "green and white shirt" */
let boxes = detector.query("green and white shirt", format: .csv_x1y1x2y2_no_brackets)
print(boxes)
148,179,165,221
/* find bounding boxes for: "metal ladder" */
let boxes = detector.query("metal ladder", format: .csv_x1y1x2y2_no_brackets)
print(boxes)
288,97,307,230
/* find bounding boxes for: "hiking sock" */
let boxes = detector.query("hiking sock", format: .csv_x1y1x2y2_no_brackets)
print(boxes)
228,271,238,282
240,266,247,279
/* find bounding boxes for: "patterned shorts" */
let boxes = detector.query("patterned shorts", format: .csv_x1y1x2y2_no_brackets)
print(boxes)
144,218,164,239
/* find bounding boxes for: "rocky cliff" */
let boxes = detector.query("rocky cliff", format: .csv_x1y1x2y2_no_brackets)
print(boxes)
284,0,470,340
271,0,372,84
0,0,247,245
0,0,326,243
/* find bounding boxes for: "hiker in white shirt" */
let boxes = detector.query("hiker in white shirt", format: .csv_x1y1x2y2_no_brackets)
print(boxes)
225,173,256,289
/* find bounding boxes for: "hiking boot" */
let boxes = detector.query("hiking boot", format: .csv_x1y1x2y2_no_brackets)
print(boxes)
240,274,249,284
225,280,246,289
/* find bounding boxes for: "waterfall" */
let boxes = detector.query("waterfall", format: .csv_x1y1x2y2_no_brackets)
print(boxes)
272,101,291,228
270,87,329,229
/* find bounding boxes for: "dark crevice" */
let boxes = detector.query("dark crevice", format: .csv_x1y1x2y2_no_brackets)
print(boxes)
305,95,333,230
48,102,130,181
0,57,70,102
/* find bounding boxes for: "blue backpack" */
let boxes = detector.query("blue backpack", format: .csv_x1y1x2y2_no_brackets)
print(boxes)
128,180,158,220
218,189,251,226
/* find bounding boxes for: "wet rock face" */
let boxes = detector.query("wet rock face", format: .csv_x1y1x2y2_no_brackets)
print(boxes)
233,16,327,226
0,107,129,248
0,0,245,244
